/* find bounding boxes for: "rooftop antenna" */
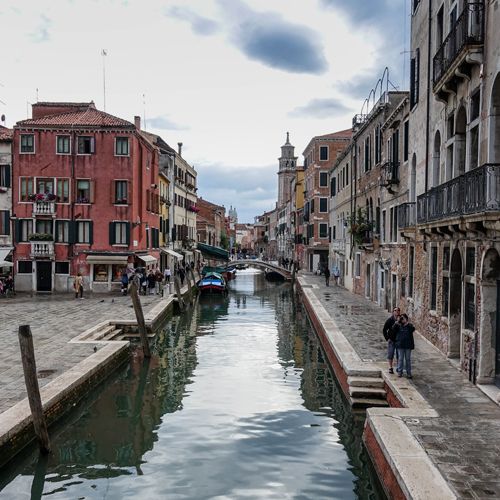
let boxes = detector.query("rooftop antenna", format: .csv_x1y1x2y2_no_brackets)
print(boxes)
101,49,107,111
143,93,147,131
26,101,32,119
36,88,39,102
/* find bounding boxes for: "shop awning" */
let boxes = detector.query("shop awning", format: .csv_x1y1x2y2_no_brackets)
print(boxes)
0,261,13,268
0,247,14,268
87,255,129,264
137,254,157,265
197,242,229,261
160,247,184,260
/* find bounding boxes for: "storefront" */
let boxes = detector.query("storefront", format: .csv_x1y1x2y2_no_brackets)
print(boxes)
160,247,183,272
136,254,158,272
86,254,131,293
0,247,13,278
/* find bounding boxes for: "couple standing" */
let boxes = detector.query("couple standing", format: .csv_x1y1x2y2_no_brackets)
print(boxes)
383,307,415,379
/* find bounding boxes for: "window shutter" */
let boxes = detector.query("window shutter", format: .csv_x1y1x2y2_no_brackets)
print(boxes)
90,180,95,203
15,219,21,242
88,221,93,245
111,181,115,205
109,222,115,245
3,211,10,235
90,137,95,154
125,222,131,245
68,221,76,244
127,181,131,204
5,166,10,188
146,189,151,211
54,220,59,242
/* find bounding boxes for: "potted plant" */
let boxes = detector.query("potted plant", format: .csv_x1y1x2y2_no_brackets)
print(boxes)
347,208,374,246
28,233,54,241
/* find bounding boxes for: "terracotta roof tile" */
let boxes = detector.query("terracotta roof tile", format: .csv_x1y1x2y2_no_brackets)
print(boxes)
17,108,134,128
0,125,13,141
314,129,352,140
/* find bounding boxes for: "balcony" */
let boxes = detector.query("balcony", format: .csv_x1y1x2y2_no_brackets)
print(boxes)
380,161,400,190
398,202,416,229
332,239,346,253
417,163,500,224
433,2,484,95
30,241,55,259
32,201,56,216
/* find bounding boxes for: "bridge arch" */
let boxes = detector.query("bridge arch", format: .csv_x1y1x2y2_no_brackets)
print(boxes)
226,260,292,280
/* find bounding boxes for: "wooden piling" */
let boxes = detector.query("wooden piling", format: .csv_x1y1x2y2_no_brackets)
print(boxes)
174,276,185,310
18,325,51,454
129,280,151,358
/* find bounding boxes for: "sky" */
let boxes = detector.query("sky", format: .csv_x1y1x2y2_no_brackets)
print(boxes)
0,0,409,222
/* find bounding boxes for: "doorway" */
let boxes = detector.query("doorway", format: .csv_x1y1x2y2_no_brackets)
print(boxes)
36,261,52,292
448,249,462,358
496,281,500,386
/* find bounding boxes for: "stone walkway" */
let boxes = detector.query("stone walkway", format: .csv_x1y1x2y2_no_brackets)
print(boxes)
301,272,500,500
0,292,163,414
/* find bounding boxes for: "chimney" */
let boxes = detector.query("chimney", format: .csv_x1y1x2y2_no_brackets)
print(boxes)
134,116,141,130
178,142,183,156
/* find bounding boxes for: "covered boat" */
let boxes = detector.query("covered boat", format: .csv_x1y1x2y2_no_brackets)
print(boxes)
197,272,227,294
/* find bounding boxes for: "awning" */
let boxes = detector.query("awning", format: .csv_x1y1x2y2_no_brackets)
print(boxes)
87,255,129,264
0,247,13,262
197,242,229,261
0,261,13,268
160,247,184,260
137,254,157,265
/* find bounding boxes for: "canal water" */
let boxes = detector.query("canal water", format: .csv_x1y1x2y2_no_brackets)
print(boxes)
0,270,385,500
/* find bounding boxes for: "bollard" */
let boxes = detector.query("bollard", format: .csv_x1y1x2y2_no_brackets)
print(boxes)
129,280,151,358
18,325,51,454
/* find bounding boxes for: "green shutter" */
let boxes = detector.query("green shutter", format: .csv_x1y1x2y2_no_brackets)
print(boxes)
15,219,22,243
109,222,115,245
3,211,10,235
125,222,131,246
5,166,10,188
68,221,76,244
54,220,59,242
88,221,93,245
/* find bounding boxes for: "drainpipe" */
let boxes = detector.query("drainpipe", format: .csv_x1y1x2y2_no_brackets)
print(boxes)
425,0,433,192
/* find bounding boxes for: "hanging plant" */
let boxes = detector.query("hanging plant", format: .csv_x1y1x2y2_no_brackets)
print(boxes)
346,208,374,246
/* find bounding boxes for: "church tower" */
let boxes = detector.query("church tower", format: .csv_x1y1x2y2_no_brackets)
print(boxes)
277,132,297,207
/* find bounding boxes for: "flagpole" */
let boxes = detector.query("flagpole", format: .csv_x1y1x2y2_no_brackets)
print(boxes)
102,49,107,111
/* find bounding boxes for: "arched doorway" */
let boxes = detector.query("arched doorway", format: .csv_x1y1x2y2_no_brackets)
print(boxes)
489,73,500,163
478,249,500,384
455,107,467,177
448,248,462,358
433,131,441,187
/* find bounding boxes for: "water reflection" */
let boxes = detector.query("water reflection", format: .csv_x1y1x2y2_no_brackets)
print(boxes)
0,269,384,500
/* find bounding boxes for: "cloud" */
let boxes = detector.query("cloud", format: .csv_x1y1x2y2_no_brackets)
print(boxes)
218,0,328,75
196,162,278,222
147,116,188,131
290,98,350,119
30,14,51,43
167,6,219,36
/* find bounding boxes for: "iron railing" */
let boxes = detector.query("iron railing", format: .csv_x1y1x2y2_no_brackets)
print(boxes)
381,160,400,186
433,2,485,86
417,163,500,223
397,202,416,229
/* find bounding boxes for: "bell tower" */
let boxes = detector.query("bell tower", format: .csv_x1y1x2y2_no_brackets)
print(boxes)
277,132,297,207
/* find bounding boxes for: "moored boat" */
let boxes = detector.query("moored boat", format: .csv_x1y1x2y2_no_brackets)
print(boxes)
197,272,227,294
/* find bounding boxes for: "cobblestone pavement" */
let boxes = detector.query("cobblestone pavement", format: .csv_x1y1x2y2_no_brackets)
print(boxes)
301,273,500,500
0,292,163,414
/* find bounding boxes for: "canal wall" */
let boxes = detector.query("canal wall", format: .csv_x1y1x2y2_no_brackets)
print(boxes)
296,276,456,500
0,283,197,468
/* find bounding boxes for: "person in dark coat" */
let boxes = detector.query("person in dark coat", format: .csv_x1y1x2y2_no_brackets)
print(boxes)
324,267,331,286
395,313,415,378
147,271,156,295
383,307,400,374
178,267,185,286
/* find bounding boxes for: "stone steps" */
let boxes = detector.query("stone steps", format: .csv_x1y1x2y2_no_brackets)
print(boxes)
347,376,385,389
101,328,123,341
351,397,389,409
349,386,387,399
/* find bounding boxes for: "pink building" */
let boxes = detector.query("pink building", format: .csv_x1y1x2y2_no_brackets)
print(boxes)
12,101,160,293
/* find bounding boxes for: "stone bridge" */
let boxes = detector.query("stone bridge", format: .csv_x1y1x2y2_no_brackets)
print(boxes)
227,260,292,280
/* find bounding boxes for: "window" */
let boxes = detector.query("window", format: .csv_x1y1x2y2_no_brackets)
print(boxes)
465,283,475,330
466,247,475,276
346,164,349,185
447,113,455,139
364,136,372,172
93,264,108,282
55,261,70,274
355,253,361,277
20,177,34,201
311,199,315,213
0,210,9,235
115,137,129,156
470,126,479,170
430,247,438,310
115,181,128,204
17,219,33,242
319,146,328,161
18,261,33,274
0,165,10,187
76,179,90,203
470,90,480,122
412,0,420,13
20,134,34,153
56,135,70,154
77,221,92,244
442,276,449,316
77,136,95,154
319,172,328,187
443,246,450,270
36,219,53,235
57,179,69,203
115,222,128,245
36,178,54,195
319,198,328,213
403,121,409,162
56,220,69,243
410,48,420,108
381,209,386,243
319,223,328,238
401,277,406,298
112,264,126,282
408,246,414,297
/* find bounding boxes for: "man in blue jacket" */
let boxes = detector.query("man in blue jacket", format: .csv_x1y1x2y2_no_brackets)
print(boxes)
395,313,415,379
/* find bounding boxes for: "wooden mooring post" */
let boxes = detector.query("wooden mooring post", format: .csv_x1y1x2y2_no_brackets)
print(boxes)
174,276,185,310
18,325,51,454
129,280,151,358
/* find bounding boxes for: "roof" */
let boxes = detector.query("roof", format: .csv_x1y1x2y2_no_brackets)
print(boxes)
139,130,176,154
313,129,352,140
33,101,93,108
16,107,134,129
0,126,13,141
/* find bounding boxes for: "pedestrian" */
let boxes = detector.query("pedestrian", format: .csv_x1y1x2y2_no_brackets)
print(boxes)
164,265,171,284
155,267,163,295
383,307,400,374
324,267,331,286
332,266,340,285
74,272,84,299
178,267,185,286
147,271,156,295
5,274,14,297
121,272,129,296
395,313,415,379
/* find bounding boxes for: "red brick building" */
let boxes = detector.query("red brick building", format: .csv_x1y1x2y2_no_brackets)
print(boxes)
196,197,225,247
12,101,160,293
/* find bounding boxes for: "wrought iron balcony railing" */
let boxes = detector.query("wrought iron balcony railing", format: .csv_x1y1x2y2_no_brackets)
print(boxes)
397,202,416,229
433,2,485,87
417,163,500,224
381,161,400,187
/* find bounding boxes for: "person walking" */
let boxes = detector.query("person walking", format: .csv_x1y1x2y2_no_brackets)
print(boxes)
332,266,340,285
121,272,129,296
164,265,171,284
155,267,163,295
147,271,156,295
395,313,415,379
324,267,331,286
178,267,185,286
74,272,84,299
383,307,400,374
